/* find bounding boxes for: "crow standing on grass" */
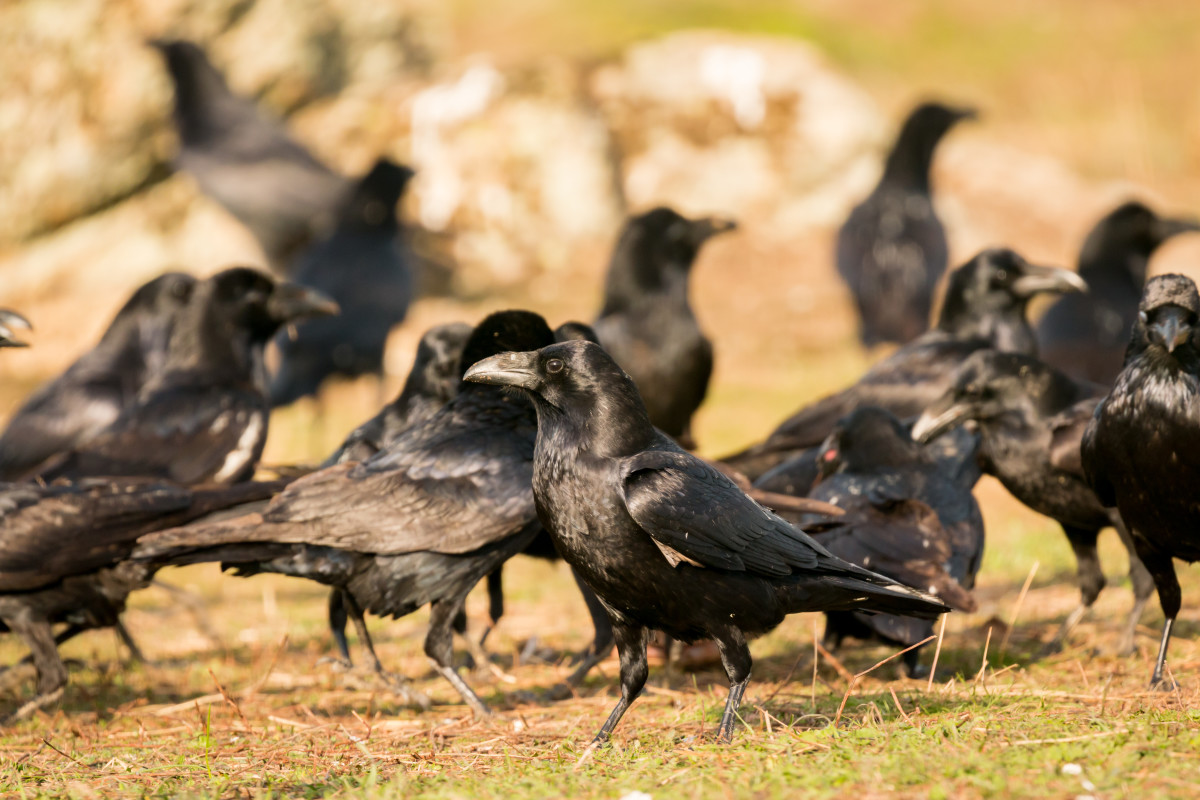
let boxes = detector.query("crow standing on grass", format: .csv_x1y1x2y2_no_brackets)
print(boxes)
0,273,195,480
837,101,976,346
593,207,736,448
1083,274,1200,689
465,340,948,743
725,248,1086,480
914,350,1153,654
269,159,417,407
1038,202,1200,385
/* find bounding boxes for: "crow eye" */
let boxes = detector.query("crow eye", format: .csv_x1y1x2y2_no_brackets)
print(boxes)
546,358,565,374
994,269,1007,282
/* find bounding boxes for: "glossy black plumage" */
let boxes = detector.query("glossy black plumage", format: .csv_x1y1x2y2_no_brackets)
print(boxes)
270,159,418,407
592,207,735,446
837,102,975,346
913,350,1153,653
1038,202,1200,385
1083,274,1200,688
152,39,349,273
464,341,948,742
724,248,1087,479
0,273,195,480
40,268,336,485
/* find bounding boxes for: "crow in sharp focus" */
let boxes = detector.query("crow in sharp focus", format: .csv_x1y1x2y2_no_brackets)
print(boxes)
1038,201,1200,385
592,207,736,447
0,477,284,721
40,268,337,485
133,311,608,715
269,158,417,407
464,340,948,743
724,248,1086,480
838,101,977,346
0,311,31,349
0,273,196,480
784,407,984,677
913,350,1153,654
1082,274,1200,689
151,39,350,273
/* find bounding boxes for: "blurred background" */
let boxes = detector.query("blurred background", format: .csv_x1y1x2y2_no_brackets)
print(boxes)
3,0,1200,462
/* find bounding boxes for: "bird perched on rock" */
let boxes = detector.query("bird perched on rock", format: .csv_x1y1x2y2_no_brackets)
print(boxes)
0,273,195,480
1083,274,1200,688
40,268,337,485
269,158,417,407
725,248,1086,480
592,207,736,447
914,350,1153,654
837,101,976,346
0,311,30,348
1038,202,1200,385
152,39,349,273
464,340,948,743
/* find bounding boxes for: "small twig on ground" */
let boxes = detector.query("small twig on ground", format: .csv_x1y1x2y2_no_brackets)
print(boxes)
927,615,948,692
1000,560,1039,659
208,668,250,730
833,636,935,728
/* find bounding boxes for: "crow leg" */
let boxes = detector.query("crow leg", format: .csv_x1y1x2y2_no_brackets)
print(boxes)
1040,526,1104,656
1142,553,1181,691
592,622,648,744
479,569,504,648
0,624,87,684
822,615,844,652
5,616,67,722
338,593,430,709
714,627,752,743
1113,517,1155,655
115,619,152,665
426,597,489,717
901,646,928,679
327,589,353,667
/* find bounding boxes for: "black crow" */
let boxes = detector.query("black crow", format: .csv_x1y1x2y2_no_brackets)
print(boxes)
269,158,417,407
837,101,976,346
1038,202,1200,385
464,340,948,742
913,350,1153,654
725,248,1086,479
1083,274,1200,688
40,268,337,485
0,273,196,480
0,311,31,348
791,407,984,676
152,39,349,273
592,207,736,447
0,478,284,720
133,311,587,715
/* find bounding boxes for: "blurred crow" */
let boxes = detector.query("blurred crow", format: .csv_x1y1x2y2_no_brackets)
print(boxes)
464,340,948,742
1083,274,1200,688
152,39,349,273
0,478,284,721
269,159,417,407
725,249,1086,479
837,102,976,346
592,207,736,447
0,310,31,348
914,350,1153,654
1038,201,1200,385
41,268,336,485
0,273,195,480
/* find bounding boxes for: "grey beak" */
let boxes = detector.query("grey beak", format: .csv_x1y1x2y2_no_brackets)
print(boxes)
268,283,340,323
911,400,975,444
1149,306,1192,354
1011,264,1088,298
1156,216,1200,241
463,350,541,390
693,217,739,244
0,309,32,348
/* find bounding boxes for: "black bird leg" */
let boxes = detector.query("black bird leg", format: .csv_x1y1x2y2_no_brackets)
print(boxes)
1143,554,1181,690
0,624,87,686
592,622,648,744
1113,518,1155,655
327,589,353,666
115,618,152,665
334,592,430,709
5,616,68,723
713,627,752,743
481,569,504,647
426,597,490,717
1040,526,1105,656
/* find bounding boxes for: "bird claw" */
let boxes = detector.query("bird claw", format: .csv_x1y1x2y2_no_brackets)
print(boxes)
1149,677,1179,693
546,682,575,702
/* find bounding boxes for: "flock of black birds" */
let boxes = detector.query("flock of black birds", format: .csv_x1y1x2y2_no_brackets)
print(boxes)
2,36,1200,745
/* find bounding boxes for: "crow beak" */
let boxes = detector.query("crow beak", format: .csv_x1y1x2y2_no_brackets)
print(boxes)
268,283,340,323
0,309,32,348
953,106,979,123
1155,215,1200,241
463,350,542,390
911,398,975,443
1148,306,1192,354
1011,264,1088,298
692,217,739,244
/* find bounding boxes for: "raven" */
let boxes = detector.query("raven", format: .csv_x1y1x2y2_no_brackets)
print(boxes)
1083,274,1200,688
914,350,1153,654
40,268,336,485
269,159,417,407
0,273,195,480
837,101,976,346
724,248,1086,479
1038,202,1200,385
464,340,948,742
592,207,736,447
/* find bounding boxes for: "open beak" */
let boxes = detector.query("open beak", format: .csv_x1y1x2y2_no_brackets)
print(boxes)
911,397,975,443
1011,263,1088,298
692,217,739,244
0,309,32,348
463,350,541,390
268,283,340,323
1148,306,1192,354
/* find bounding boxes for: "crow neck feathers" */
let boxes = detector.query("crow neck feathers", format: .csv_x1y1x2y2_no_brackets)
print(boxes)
600,219,695,315
879,106,957,194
